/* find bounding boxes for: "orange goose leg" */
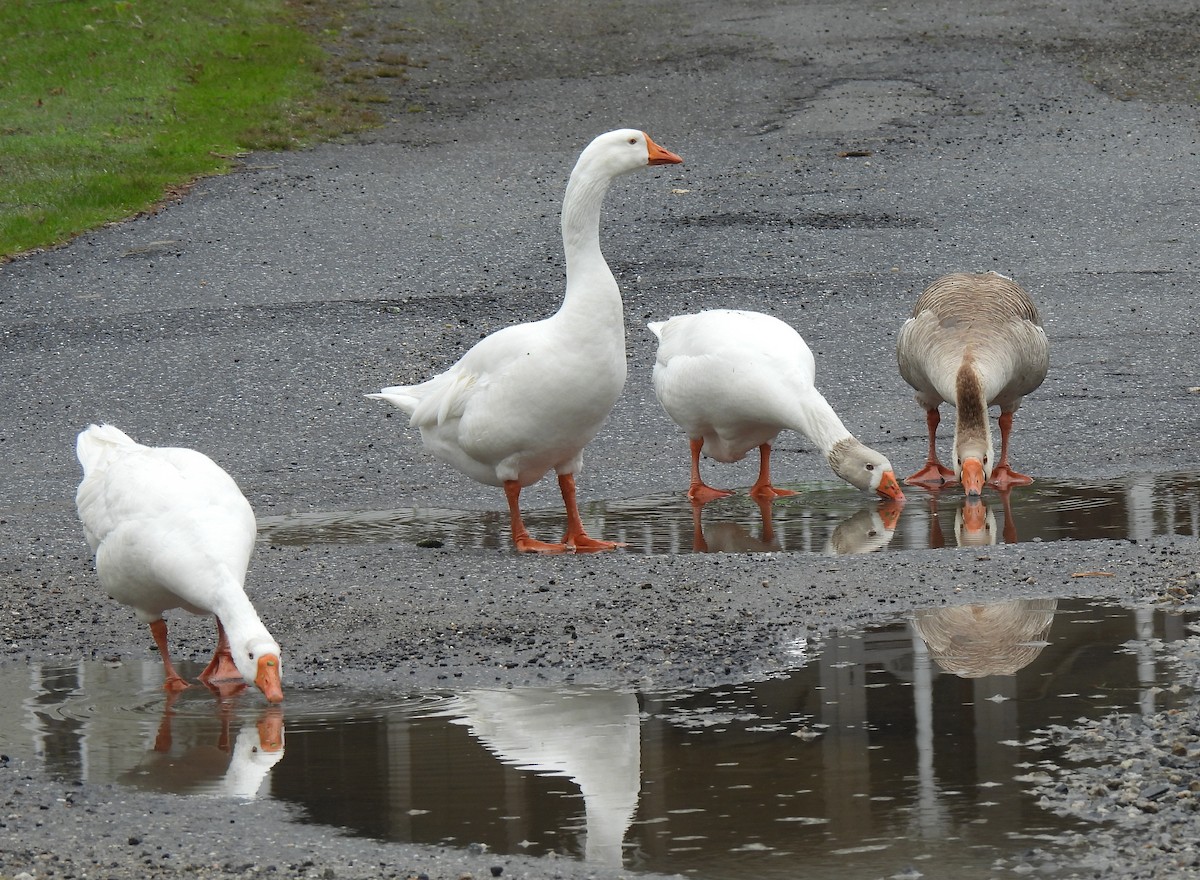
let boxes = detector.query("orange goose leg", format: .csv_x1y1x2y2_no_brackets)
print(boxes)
687,438,733,504
199,619,242,683
988,411,1034,489
149,618,190,694
504,480,568,553
558,473,625,552
906,407,957,485
748,443,797,500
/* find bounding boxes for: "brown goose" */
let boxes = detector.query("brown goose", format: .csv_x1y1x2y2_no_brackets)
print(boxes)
896,272,1049,494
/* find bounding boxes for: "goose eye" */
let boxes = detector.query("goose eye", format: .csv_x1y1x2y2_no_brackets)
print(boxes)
628,137,637,144
865,463,875,471
249,651,255,660
983,456,989,464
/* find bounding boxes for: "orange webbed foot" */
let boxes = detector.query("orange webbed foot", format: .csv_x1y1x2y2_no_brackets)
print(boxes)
748,484,797,501
688,483,734,504
565,533,627,553
199,652,241,684
905,461,957,486
163,674,191,694
513,535,571,554
988,465,1033,491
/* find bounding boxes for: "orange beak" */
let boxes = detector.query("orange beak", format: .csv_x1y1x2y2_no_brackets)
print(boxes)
875,470,905,502
645,133,683,166
960,459,986,496
255,654,283,704
961,498,987,533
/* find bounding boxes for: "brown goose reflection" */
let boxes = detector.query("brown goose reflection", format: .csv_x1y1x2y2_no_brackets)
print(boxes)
912,598,1058,677
925,488,1017,548
118,697,285,798
443,688,640,867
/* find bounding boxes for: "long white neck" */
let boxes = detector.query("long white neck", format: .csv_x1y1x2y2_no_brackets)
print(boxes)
788,390,854,455
556,168,623,335
210,575,275,670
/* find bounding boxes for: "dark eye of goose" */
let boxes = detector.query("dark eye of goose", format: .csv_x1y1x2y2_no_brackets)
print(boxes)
628,137,637,144
249,651,255,660
866,463,875,471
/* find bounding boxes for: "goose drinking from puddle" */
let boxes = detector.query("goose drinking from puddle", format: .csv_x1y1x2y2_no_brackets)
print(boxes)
75,424,283,702
896,272,1049,494
647,309,905,504
370,129,682,552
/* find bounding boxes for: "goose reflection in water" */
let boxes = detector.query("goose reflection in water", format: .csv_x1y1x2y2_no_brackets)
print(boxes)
912,598,1058,678
118,696,285,799
824,501,903,555
690,495,903,555
690,495,780,552
439,688,640,867
923,487,1018,548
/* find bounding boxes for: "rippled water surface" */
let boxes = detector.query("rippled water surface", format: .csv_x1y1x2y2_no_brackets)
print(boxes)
257,472,1200,555
3,598,1194,878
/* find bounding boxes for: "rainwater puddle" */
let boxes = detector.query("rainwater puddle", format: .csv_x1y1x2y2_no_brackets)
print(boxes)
3,598,1195,879
258,472,1200,555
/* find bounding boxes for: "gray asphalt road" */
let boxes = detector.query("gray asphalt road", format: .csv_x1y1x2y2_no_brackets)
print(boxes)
2,0,1198,877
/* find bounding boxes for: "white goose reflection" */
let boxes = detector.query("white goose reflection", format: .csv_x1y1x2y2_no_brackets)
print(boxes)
440,688,641,866
690,496,902,555
0,660,286,799
118,700,285,799
824,502,902,555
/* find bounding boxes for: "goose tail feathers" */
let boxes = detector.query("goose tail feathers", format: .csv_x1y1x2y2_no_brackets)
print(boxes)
366,388,421,416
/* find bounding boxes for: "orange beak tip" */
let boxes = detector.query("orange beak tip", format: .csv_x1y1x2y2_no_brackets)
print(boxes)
877,472,905,502
643,132,683,166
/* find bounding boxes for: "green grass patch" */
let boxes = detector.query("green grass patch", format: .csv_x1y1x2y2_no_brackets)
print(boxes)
0,0,380,258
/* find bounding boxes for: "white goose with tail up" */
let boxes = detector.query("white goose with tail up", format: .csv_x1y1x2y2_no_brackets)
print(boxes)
370,129,683,552
75,424,283,702
648,309,905,504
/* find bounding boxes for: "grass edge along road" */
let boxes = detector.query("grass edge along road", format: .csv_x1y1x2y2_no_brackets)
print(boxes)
0,0,385,261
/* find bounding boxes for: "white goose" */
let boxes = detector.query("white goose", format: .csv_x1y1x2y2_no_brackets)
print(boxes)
370,129,683,553
75,424,283,702
648,309,905,503
896,271,1049,494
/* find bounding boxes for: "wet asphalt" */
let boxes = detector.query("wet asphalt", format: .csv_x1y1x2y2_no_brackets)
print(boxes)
1,0,1198,877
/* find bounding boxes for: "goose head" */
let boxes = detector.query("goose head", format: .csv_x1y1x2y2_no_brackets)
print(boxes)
954,430,994,496
575,129,683,179
238,637,283,704
828,438,906,501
